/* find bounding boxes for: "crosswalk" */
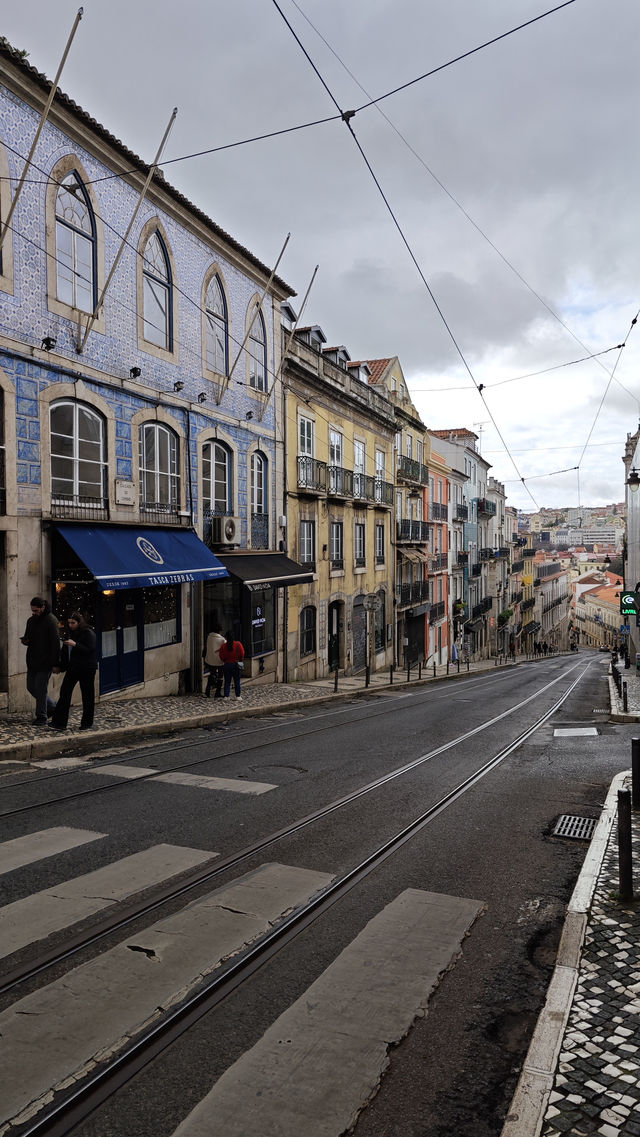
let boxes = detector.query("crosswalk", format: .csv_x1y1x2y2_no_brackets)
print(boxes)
88,763,278,794
1,826,483,1136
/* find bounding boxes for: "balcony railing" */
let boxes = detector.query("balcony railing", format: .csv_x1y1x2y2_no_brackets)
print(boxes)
455,503,468,522
477,497,497,517
374,478,394,506
397,455,429,485
496,547,511,558
141,502,191,526
396,579,430,607
331,557,344,571
511,590,523,605
479,547,495,561
297,455,327,493
355,555,366,567
396,518,430,542
431,552,448,572
429,502,448,522
328,465,353,497
523,548,536,558
251,512,269,549
429,601,445,621
511,559,525,573
471,562,482,577
457,551,469,565
521,596,535,611
51,494,110,522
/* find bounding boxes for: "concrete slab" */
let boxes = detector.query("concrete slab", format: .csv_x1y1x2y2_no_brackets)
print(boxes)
88,764,277,795
553,727,598,737
0,844,217,959
0,862,334,1129
1,827,107,874
171,889,484,1137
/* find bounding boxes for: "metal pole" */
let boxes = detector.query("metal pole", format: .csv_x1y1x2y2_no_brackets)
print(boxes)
365,663,370,688
624,682,628,713
389,665,394,685
333,667,338,693
467,659,470,672
618,788,634,903
0,8,84,253
418,660,422,680
457,659,460,673
407,659,410,683
433,661,436,678
632,738,640,809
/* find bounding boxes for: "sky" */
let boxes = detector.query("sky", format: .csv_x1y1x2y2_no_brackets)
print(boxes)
3,0,640,512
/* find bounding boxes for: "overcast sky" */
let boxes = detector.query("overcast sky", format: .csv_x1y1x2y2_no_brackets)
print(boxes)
4,0,640,512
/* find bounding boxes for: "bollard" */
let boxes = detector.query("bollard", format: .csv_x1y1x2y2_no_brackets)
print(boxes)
433,661,436,678
624,681,628,713
407,659,411,683
390,664,394,685
365,664,370,688
333,667,338,693
467,659,470,672
618,788,634,903
632,738,640,809
457,659,460,674
446,661,449,675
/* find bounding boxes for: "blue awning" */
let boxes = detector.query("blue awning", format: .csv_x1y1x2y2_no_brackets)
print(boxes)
55,525,229,589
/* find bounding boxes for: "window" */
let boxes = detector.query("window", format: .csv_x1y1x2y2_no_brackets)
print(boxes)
395,430,402,454
139,423,179,509
204,274,228,375
143,231,172,349
143,585,180,648
300,520,315,564
203,441,231,513
299,416,314,456
55,172,96,312
396,490,403,521
248,307,267,391
330,521,343,568
375,522,385,564
406,434,413,459
354,440,365,474
329,429,343,466
355,522,366,566
417,440,423,465
300,606,316,656
375,449,385,478
251,452,267,514
437,478,442,502
50,401,107,503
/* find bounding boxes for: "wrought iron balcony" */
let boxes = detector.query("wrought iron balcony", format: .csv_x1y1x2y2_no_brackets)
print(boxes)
140,501,190,526
523,547,536,558
51,494,110,522
429,601,446,621
471,562,482,577
457,551,469,565
353,472,377,503
331,557,344,571
374,478,394,506
397,455,429,485
521,596,535,611
477,498,497,517
429,501,448,522
396,518,430,542
496,547,511,558
430,552,448,572
511,559,525,573
479,547,495,561
511,590,523,605
327,465,353,497
455,503,468,522
396,579,429,607
297,455,327,494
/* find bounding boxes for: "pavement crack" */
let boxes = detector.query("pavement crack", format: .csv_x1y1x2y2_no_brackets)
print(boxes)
127,944,157,959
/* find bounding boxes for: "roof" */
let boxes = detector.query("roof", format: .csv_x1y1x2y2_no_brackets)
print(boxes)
365,358,393,384
0,40,293,297
430,429,479,441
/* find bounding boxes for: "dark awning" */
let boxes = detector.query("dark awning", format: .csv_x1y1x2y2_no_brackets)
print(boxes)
54,524,229,589
216,552,314,590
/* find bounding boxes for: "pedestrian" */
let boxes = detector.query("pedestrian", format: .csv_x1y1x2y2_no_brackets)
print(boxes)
219,631,245,701
203,622,225,698
49,611,97,731
543,641,548,656
21,596,60,725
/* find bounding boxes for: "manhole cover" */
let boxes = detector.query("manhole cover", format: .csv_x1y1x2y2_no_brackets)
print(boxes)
553,815,597,841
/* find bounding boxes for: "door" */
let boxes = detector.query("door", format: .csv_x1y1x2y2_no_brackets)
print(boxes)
352,596,367,672
328,601,341,671
99,589,144,693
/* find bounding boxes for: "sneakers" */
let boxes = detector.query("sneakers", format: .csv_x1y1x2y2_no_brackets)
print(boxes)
235,696,243,703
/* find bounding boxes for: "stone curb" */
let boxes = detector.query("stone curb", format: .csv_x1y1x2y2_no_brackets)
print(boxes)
500,769,628,1137
608,668,640,723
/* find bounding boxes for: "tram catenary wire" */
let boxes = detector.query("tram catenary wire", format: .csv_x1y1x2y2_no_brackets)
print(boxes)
0,661,581,817
1,662,589,996
13,665,589,1137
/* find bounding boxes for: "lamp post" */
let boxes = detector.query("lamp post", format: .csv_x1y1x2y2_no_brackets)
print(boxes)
626,466,640,666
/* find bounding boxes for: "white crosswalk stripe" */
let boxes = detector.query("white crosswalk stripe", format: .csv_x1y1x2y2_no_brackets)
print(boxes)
0,862,334,1130
88,763,277,794
0,827,107,874
0,844,218,960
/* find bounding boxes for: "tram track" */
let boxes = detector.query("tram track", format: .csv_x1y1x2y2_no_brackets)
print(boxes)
6,664,590,1137
1,663,588,998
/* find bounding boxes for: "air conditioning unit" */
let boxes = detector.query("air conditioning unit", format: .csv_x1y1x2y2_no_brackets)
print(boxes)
210,515,240,546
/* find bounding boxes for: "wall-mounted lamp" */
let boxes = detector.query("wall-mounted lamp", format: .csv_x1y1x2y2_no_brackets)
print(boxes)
129,366,141,379
628,467,640,492
197,392,207,403
173,381,184,393
41,336,56,351
246,411,254,420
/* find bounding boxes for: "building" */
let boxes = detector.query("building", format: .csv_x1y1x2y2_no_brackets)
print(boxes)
0,42,311,712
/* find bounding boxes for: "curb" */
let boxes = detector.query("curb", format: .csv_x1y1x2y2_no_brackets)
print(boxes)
500,769,628,1137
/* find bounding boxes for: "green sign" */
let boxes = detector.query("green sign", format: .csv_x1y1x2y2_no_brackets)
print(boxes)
620,591,640,617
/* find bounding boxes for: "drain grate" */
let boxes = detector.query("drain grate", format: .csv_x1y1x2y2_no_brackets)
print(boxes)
553,815,597,841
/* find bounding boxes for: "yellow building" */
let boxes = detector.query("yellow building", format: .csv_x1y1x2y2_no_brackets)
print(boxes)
282,328,396,679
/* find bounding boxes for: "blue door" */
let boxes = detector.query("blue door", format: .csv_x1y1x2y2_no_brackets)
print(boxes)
99,589,144,693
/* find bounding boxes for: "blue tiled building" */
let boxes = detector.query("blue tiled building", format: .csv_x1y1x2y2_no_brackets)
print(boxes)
0,42,310,713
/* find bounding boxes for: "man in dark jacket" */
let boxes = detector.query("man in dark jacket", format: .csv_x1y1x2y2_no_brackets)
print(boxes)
21,597,60,725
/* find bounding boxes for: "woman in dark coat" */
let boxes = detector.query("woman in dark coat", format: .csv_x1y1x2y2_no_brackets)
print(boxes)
49,612,97,731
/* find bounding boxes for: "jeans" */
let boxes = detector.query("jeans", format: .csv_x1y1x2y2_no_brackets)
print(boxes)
223,661,241,698
50,667,96,729
26,668,56,722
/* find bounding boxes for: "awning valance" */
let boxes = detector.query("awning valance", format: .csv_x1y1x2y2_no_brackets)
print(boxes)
216,552,314,590
54,524,229,589
399,549,428,564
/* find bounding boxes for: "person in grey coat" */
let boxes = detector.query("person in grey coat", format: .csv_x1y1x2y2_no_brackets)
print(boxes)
21,597,60,725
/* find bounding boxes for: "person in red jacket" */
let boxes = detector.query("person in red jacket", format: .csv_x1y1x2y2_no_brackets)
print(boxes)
219,631,245,701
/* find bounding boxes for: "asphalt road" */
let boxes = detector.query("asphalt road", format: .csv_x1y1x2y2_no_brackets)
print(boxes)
1,651,631,1137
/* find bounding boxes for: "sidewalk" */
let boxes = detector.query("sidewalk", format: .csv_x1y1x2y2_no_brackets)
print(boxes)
0,656,515,764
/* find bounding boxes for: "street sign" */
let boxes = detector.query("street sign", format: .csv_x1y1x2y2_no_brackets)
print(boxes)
621,624,631,634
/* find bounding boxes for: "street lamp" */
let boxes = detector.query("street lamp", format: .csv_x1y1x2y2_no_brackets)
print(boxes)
627,467,640,492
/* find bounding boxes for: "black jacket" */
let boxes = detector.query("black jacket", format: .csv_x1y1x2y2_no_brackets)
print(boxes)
22,605,60,671
66,626,97,671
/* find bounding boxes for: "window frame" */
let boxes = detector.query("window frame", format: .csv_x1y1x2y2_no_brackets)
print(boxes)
203,271,228,379
247,305,268,392
50,399,107,505
202,440,232,515
54,171,97,314
354,521,366,566
299,519,315,565
142,230,172,351
375,521,385,564
300,605,317,657
330,520,344,568
139,421,180,510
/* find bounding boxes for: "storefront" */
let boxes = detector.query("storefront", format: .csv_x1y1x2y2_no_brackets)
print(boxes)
207,552,314,683
50,523,228,696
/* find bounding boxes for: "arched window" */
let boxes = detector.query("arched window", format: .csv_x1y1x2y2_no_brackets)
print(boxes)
300,606,316,657
142,231,172,349
204,275,228,376
248,307,267,391
202,441,232,514
250,451,268,548
55,172,96,312
139,422,179,511
50,401,107,505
